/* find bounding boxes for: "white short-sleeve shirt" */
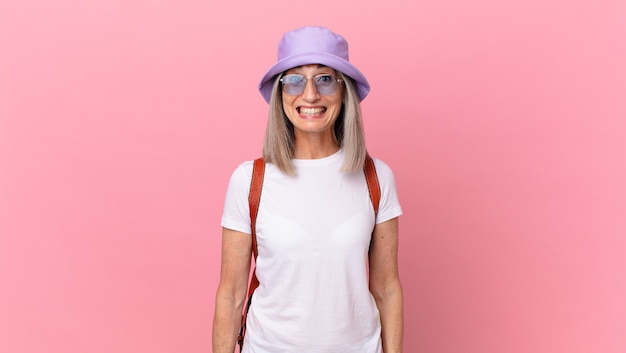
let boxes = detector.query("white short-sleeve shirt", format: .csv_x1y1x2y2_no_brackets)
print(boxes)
221,150,402,353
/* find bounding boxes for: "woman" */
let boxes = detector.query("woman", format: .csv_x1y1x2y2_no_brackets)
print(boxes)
212,26,403,353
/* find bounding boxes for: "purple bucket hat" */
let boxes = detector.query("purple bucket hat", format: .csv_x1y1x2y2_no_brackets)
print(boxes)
258,26,370,103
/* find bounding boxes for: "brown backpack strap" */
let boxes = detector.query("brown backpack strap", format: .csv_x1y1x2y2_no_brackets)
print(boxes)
238,158,265,351
364,155,381,216
248,158,265,259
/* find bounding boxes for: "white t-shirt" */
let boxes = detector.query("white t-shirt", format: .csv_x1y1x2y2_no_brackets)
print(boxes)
221,150,403,353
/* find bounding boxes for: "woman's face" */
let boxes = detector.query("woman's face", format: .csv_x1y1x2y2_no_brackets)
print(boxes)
281,64,343,139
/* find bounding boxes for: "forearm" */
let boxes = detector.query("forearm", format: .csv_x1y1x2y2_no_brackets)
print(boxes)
212,294,244,353
375,282,403,353
213,228,252,352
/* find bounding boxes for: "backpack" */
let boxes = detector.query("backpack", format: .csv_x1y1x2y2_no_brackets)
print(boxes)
237,155,381,351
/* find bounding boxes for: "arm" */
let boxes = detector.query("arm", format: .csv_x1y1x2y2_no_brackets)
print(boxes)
212,227,252,353
369,217,403,353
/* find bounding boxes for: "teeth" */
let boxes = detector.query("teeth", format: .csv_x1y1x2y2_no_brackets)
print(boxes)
299,107,325,115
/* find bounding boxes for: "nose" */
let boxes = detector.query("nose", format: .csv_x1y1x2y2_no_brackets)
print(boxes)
302,77,320,102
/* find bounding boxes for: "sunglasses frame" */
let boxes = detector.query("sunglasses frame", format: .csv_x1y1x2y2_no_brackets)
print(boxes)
280,73,343,96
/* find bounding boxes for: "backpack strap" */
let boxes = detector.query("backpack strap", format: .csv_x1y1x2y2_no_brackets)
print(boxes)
237,157,264,351
364,155,381,216
238,155,380,350
248,158,265,260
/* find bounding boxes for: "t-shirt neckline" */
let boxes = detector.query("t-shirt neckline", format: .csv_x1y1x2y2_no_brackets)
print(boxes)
291,149,343,167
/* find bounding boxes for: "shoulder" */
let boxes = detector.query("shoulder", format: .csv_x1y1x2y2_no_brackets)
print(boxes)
227,160,256,188
369,156,403,221
371,156,397,181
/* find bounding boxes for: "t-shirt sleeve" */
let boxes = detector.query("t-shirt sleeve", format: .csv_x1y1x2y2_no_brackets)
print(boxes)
373,158,403,224
220,161,254,234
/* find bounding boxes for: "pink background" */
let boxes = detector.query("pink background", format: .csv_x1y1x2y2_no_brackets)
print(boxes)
1,0,625,352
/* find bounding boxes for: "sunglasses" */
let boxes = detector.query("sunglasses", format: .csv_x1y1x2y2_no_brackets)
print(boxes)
280,74,343,95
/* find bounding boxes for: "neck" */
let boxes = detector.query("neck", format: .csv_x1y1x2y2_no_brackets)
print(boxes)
292,131,340,159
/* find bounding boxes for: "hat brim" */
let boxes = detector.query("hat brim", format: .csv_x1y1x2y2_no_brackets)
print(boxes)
258,52,370,103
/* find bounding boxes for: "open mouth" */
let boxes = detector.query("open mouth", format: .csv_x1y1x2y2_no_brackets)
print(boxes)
297,107,327,116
